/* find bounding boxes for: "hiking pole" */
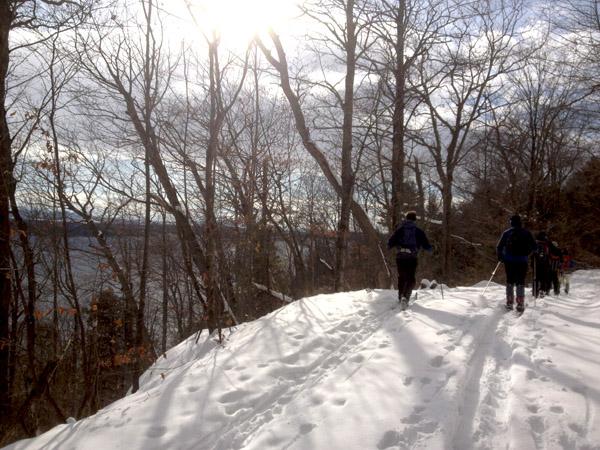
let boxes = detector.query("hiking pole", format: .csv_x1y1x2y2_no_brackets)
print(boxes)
378,243,393,289
532,257,537,307
482,261,502,297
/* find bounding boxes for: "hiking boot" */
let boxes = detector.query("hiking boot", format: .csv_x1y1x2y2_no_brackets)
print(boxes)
506,294,514,310
516,297,525,313
400,297,409,310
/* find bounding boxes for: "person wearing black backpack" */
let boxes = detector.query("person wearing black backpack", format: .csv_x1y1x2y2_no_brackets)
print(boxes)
533,232,562,297
387,211,432,309
496,214,536,312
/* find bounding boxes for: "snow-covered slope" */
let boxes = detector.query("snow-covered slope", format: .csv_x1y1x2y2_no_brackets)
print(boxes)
6,271,600,450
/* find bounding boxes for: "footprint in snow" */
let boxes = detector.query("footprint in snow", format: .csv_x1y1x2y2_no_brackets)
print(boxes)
534,357,554,367
321,356,342,369
349,354,365,363
568,422,585,436
429,356,445,367
526,370,538,380
310,394,324,405
550,406,564,414
420,377,432,385
526,404,540,413
528,416,545,434
416,420,438,434
186,385,199,393
282,353,300,364
401,412,422,425
277,395,293,405
332,397,347,406
218,389,250,404
299,423,316,434
403,376,413,386
377,430,401,449
397,420,439,447
146,426,167,438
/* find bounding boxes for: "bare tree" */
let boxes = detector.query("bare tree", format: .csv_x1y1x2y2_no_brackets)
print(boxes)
412,0,527,277
257,32,391,286
368,0,451,230
0,0,90,424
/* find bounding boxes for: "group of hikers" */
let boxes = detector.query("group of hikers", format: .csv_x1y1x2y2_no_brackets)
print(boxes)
387,212,574,312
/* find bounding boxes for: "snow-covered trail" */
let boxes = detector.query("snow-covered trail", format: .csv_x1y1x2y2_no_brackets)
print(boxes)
5,271,600,450
449,271,600,450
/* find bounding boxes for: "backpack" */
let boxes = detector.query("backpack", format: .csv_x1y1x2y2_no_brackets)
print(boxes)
399,225,418,255
505,229,529,257
535,240,549,261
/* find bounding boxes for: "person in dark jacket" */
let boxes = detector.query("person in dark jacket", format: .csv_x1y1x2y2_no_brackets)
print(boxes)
388,211,432,308
532,232,561,298
549,240,563,295
496,214,536,312
560,248,575,294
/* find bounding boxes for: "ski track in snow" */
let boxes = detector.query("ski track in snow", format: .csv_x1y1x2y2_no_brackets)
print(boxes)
5,271,600,450
449,301,509,450
214,291,425,450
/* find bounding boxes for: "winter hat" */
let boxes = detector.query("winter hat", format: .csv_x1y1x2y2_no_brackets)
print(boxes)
405,211,417,221
510,214,522,227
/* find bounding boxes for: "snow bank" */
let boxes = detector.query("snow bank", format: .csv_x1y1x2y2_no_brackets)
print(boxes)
5,271,600,450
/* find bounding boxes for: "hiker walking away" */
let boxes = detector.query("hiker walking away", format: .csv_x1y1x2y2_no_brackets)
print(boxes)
388,211,432,308
560,248,575,294
533,232,559,298
549,240,563,295
496,214,536,312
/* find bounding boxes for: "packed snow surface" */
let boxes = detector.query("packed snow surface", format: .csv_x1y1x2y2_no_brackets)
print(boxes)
6,271,600,450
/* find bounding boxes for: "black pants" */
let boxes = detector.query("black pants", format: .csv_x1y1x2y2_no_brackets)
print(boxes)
505,261,528,299
396,257,418,300
551,270,560,295
533,259,551,297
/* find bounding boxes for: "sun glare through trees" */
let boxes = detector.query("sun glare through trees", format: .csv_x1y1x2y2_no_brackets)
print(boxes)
179,0,298,47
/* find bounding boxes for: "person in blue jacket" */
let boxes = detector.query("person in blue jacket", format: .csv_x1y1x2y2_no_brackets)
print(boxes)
388,211,432,308
496,214,536,312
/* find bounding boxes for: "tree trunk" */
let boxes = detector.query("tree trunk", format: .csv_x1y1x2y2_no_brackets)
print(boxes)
204,40,223,336
413,156,425,220
391,0,407,229
161,212,168,354
441,180,453,278
334,0,357,292
0,1,12,418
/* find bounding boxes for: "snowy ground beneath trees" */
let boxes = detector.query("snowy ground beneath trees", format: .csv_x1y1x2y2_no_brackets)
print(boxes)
5,270,600,450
